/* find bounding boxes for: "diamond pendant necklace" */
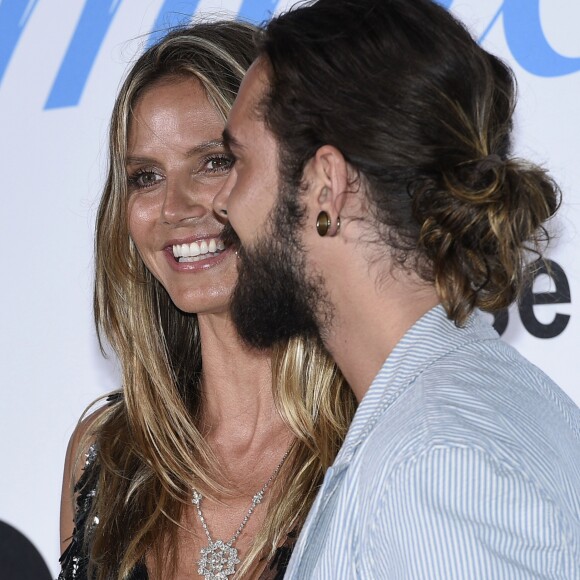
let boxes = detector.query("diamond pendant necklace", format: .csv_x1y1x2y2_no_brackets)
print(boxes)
192,447,291,580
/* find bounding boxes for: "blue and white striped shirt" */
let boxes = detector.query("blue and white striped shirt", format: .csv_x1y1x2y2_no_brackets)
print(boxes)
285,305,580,579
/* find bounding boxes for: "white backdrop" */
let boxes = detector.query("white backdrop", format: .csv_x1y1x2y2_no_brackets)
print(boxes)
0,1,578,576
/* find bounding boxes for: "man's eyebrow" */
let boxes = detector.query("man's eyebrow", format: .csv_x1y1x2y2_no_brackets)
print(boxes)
222,128,243,151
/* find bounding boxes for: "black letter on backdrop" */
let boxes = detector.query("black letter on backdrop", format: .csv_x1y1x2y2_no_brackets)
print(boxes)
492,309,509,335
518,259,571,338
492,259,571,338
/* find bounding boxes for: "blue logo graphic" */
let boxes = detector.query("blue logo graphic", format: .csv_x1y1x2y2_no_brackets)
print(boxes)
0,0,39,86
45,0,123,109
499,0,580,77
1,0,579,110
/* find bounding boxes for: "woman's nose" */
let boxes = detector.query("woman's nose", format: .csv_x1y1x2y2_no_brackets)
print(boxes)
161,178,208,224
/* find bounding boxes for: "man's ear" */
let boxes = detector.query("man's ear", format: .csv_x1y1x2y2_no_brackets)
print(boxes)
305,145,350,235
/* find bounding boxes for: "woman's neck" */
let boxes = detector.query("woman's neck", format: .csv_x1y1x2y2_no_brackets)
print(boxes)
196,312,289,452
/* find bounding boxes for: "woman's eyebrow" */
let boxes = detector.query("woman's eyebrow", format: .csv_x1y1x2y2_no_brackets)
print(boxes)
185,139,225,157
126,139,225,165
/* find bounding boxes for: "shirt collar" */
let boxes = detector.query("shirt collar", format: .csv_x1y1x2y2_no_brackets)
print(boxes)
333,304,498,467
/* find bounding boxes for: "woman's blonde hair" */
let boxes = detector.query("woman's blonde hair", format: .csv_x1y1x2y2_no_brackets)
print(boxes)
84,20,355,579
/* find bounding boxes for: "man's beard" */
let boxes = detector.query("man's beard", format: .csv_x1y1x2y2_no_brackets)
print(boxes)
224,185,330,350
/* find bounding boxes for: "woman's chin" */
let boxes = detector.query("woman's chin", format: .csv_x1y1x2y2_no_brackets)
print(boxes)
169,293,233,317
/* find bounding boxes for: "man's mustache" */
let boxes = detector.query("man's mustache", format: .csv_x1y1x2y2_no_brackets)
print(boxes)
220,221,241,249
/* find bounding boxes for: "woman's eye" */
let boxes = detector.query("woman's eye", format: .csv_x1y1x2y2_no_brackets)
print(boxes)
128,170,163,189
204,155,233,173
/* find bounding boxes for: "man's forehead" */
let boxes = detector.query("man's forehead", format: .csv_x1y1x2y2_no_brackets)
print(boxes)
228,58,270,131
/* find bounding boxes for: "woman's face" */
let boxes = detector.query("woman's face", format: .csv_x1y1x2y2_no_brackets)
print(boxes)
127,76,238,315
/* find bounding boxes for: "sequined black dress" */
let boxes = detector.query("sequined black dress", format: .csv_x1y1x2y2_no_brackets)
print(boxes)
58,445,294,579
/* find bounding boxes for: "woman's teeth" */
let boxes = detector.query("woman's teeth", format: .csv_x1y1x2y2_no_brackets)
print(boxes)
172,238,225,262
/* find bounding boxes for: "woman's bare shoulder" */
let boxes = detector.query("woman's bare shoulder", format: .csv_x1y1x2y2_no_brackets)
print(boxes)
59,396,118,550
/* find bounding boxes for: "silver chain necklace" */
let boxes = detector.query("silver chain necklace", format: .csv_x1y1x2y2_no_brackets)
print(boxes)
191,447,291,580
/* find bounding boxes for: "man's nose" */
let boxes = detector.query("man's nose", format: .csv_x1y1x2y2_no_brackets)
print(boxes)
213,167,235,219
